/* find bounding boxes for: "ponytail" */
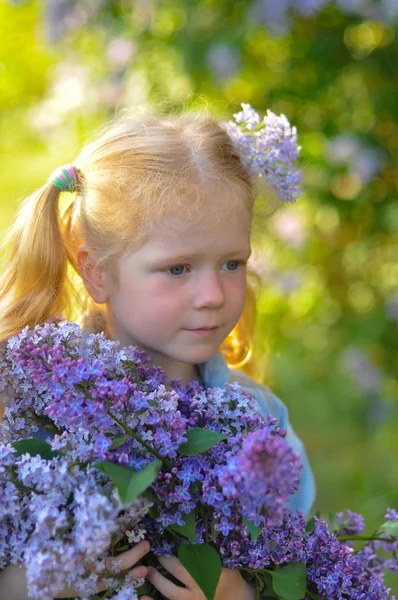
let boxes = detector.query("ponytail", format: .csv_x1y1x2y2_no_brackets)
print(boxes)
0,183,77,344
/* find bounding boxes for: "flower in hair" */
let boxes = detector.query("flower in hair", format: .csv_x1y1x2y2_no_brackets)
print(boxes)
224,103,302,203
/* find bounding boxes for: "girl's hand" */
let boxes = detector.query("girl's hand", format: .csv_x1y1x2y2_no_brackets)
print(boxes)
55,540,152,598
146,555,256,600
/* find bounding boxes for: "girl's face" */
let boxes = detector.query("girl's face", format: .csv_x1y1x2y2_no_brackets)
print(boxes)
102,205,251,382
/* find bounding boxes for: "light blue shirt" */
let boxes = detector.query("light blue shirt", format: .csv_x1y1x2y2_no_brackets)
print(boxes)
198,352,316,517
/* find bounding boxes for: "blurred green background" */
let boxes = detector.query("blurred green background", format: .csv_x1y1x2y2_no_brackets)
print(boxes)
0,0,397,592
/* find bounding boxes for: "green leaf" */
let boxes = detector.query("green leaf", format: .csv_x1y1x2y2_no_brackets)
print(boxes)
243,515,263,542
269,563,307,600
178,544,222,600
136,580,152,595
108,436,128,450
177,428,227,456
168,509,198,542
379,521,398,536
327,512,339,533
305,516,315,534
12,438,61,460
143,488,158,504
93,459,162,507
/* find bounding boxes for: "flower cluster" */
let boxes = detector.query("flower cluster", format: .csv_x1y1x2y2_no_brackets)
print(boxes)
219,424,302,527
224,103,302,203
0,441,150,600
1,320,397,600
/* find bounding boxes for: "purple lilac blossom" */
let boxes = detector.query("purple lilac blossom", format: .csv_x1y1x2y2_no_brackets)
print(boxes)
386,508,398,521
369,509,398,576
0,444,148,599
305,516,397,599
337,509,366,536
224,103,302,203
219,417,302,526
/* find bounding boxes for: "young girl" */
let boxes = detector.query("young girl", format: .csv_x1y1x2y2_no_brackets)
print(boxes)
0,112,315,600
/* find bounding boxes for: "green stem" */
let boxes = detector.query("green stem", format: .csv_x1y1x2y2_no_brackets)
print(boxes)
113,544,129,553
307,592,323,600
108,410,172,469
128,361,142,391
69,460,90,470
100,580,123,598
204,512,209,544
337,534,394,542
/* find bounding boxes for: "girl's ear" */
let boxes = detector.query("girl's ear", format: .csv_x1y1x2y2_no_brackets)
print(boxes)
77,248,110,304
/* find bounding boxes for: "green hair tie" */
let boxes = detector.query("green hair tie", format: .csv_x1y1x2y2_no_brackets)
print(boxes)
48,164,77,192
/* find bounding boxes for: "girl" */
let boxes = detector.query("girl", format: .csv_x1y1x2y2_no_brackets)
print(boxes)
0,111,315,600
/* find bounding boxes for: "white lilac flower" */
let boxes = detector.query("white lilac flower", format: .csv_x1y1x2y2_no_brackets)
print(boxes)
126,527,147,543
110,558,123,573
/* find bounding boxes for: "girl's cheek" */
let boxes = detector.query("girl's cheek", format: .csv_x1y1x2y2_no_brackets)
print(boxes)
151,284,187,311
153,281,189,306
152,277,182,294
230,274,247,297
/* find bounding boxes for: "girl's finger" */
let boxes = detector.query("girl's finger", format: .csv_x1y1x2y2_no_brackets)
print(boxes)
158,555,197,588
147,565,189,600
105,540,150,572
131,565,149,579
96,565,149,593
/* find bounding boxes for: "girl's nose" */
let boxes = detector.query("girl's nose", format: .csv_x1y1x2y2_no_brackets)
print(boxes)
193,270,225,309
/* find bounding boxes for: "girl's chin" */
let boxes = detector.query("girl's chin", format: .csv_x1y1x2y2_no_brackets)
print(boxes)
182,341,222,359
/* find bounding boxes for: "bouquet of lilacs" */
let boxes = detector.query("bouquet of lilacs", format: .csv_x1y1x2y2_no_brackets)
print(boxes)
0,321,397,600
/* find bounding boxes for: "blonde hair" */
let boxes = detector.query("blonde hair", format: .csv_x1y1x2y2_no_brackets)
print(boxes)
0,112,257,368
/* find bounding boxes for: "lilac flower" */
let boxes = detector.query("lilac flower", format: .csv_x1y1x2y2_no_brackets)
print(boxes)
224,104,302,203
367,509,398,576
337,509,366,536
219,417,302,526
386,508,398,521
215,516,235,536
304,516,396,599
126,527,146,543
0,439,147,598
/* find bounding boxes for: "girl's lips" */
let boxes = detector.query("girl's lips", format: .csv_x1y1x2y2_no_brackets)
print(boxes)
185,327,220,336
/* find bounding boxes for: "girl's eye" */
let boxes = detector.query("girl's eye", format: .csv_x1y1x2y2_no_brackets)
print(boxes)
167,265,186,276
221,260,240,271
